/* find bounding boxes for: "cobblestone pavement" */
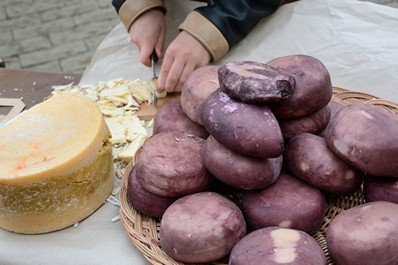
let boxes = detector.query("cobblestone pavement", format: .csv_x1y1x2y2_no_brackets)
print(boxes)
0,0,397,74
0,0,119,74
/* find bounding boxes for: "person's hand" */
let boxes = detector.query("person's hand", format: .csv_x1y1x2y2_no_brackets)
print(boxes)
156,31,211,93
128,9,165,67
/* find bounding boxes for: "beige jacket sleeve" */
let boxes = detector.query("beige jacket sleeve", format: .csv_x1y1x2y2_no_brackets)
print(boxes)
118,0,165,31
118,0,229,63
179,11,229,62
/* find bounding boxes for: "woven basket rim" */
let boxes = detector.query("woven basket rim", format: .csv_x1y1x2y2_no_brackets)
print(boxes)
119,87,396,265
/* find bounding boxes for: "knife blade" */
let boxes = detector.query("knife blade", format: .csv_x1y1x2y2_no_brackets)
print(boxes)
150,52,158,105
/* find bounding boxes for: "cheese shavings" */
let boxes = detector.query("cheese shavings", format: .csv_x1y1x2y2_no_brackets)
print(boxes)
52,78,156,185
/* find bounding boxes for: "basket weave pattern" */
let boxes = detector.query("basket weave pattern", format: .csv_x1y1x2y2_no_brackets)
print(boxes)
119,87,397,265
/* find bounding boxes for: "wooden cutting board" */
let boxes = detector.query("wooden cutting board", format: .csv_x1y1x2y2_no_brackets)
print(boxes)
0,68,180,121
136,92,181,120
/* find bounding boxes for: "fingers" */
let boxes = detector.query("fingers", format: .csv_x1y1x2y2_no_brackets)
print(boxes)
157,52,188,93
157,54,198,93
139,19,166,67
129,30,155,67
128,9,166,67
154,28,165,60
156,32,211,93
136,32,164,67
155,52,173,93
169,59,196,92
139,46,153,67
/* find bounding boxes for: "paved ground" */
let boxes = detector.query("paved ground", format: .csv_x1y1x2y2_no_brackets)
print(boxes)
1,0,397,74
0,0,119,74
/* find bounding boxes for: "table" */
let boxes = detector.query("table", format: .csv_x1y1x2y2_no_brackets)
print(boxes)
2,0,398,264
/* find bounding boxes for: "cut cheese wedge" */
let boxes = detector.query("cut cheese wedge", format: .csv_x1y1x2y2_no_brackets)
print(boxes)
0,92,114,234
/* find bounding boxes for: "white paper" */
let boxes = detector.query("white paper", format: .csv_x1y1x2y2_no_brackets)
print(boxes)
2,1,398,264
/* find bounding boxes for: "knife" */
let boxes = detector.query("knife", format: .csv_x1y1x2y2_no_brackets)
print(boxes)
150,51,158,105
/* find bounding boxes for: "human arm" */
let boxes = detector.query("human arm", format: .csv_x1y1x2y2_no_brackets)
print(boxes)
179,0,284,62
156,30,211,93
112,0,284,93
156,0,284,92
112,0,210,93
112,0,166,67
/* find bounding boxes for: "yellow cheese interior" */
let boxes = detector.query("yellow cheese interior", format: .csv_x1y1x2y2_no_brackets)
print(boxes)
0,92,114,234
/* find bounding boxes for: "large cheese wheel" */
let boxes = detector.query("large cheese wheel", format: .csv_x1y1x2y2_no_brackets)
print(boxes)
0,92,114,234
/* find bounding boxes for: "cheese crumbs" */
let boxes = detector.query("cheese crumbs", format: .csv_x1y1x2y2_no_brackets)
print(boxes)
52,78,155,181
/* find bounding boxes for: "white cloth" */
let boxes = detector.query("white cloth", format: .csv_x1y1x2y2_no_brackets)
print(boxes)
81,0,398,102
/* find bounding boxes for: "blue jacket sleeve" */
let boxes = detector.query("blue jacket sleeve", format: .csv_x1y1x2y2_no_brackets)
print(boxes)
194,0,283,48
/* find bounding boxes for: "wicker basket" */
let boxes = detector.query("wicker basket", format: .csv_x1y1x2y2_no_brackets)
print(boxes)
119,87,398,265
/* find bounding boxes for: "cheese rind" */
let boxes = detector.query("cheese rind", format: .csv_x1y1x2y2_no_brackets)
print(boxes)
0,142,113,234
0,93,110,184
0,92,114,234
